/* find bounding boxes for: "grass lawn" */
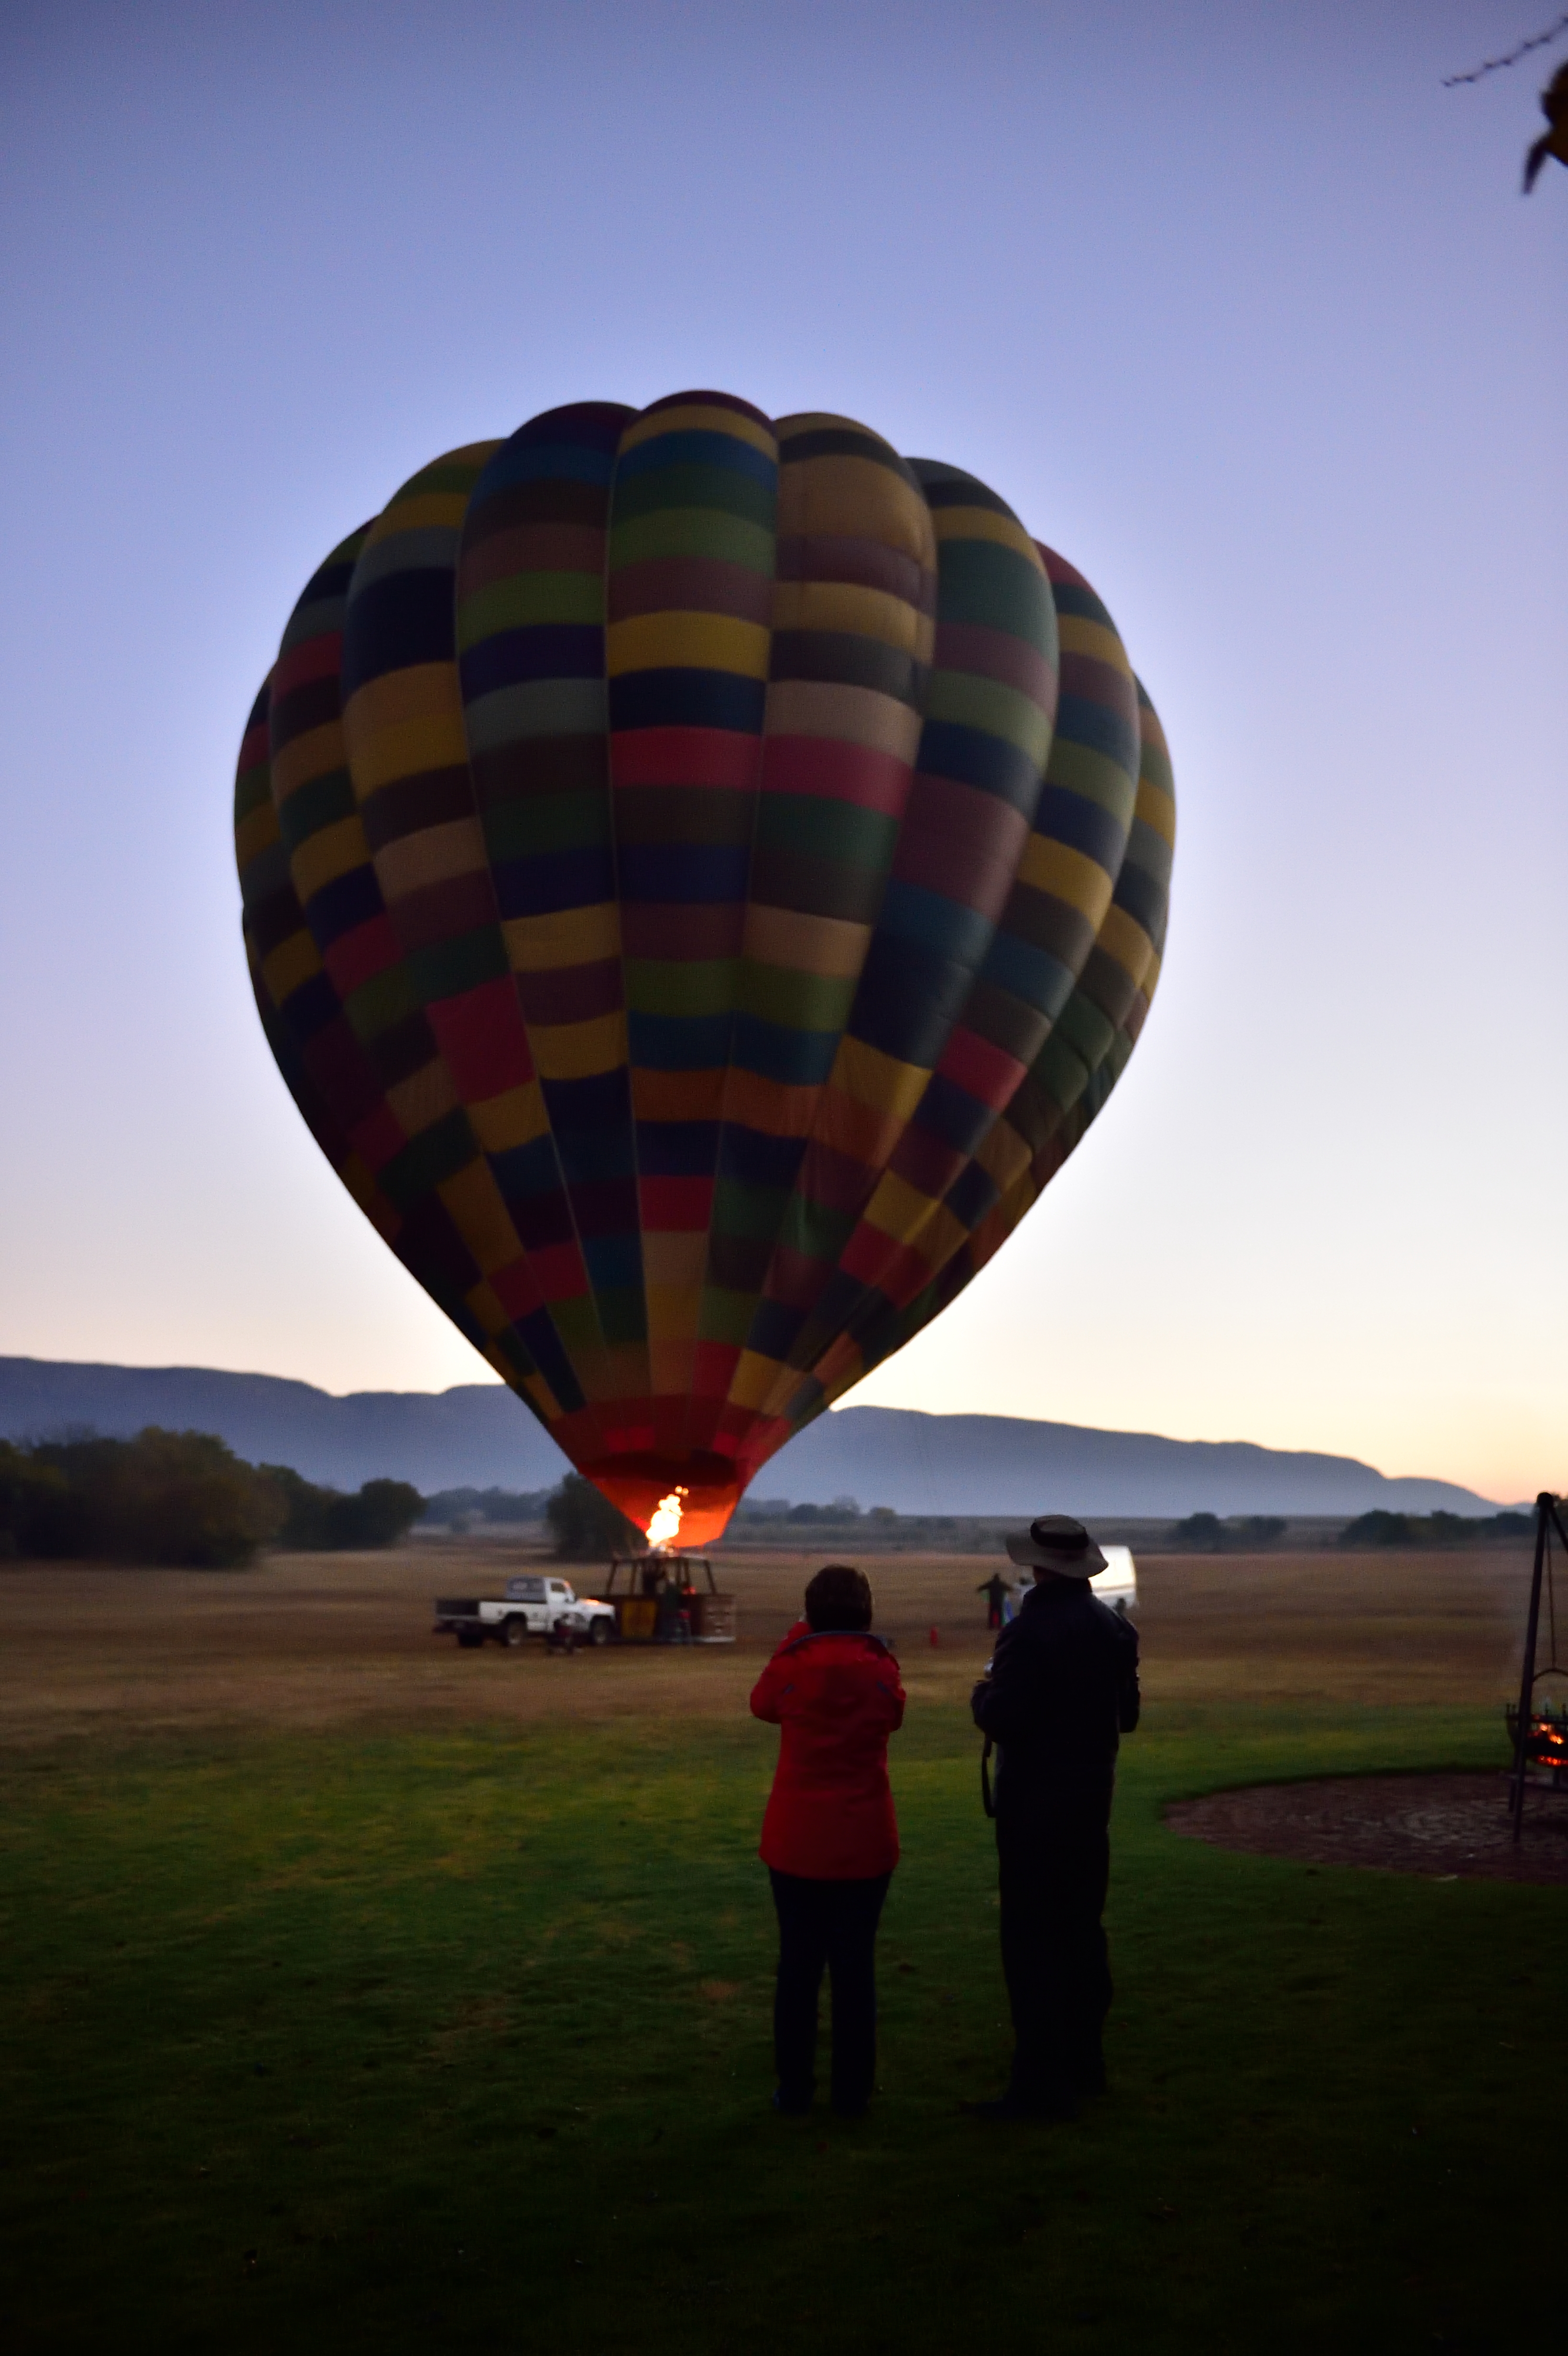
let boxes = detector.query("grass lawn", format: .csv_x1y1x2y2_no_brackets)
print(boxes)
3,1683,1563,2355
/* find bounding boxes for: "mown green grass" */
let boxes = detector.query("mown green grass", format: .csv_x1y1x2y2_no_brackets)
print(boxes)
1,1699,1560,2355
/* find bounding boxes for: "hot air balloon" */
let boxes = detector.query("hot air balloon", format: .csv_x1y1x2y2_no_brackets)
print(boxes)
234,394,1174,1548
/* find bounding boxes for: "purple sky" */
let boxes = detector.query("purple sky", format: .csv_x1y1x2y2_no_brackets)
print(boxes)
1,0,1563,1500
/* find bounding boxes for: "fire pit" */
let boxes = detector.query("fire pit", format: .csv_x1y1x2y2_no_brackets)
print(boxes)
1505,1699,1568,1792
1166,1771,1568,1884
1507,1493,1568,1838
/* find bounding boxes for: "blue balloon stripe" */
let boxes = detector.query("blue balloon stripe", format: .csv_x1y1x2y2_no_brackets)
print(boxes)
613,429,778,489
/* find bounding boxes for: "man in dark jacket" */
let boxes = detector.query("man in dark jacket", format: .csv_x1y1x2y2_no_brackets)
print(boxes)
969,1515,1140,2121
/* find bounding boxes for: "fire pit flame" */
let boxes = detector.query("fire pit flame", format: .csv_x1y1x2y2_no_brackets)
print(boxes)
1506,1699,1568,1786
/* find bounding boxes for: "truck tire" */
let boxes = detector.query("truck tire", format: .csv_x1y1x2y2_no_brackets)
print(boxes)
503,1617,529,1648
588,1618,611,1647
457,1630,483,1649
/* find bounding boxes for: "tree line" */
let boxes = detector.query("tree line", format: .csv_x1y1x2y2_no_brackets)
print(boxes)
1166,1507,1534,1551
0,1429,424,1568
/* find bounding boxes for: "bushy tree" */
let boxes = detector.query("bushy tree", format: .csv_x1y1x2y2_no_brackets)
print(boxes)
0,1433,422,1565
545,1474,640,1560
261,1467,424,1551
1170,1511,1226,1551
15,1429,283,1566
330,1479,424,1548
260,1463,331,1549
1338,1510,1413,1548
1237,1516,1287,1547
0,1441,68,1558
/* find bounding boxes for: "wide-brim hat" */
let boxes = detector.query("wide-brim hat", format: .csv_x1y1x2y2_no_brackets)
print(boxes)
1005,1515,1107,1577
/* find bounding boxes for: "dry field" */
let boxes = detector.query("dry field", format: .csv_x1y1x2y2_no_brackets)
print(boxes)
0,1538,1535,1746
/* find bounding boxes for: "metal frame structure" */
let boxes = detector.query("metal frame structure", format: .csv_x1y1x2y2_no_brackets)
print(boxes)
600,1553,737,1645
1508,1489,1568,1841
604,1552,719,1598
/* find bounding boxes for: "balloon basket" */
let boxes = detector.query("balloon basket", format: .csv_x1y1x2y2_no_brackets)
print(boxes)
604,1554,737,1645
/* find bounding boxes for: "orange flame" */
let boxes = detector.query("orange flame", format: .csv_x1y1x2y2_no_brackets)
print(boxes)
646,1487,687,1549
584,1455,743,1549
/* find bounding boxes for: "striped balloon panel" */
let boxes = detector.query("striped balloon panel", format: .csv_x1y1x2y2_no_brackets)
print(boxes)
782,542,1139,1367
235,677,358,1186
241,914,404,1261
260,532,564,1406
267,534,561,1422
267,529,428,1183
857,669,1169,1412
691,414,937,1454
985,658,1171,1204
233,679,505,1365
238,894,502,1366
269,523,426,1112
775,670,1175,1431
338,447,601,1430
730,463,1059,1427
456,403,646,1462
234,674,381,1215
603,393,780,1452
235,675,311,1028
1046,676,1172,1140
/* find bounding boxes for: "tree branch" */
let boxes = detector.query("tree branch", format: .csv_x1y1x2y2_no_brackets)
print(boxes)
1443,12,1568,86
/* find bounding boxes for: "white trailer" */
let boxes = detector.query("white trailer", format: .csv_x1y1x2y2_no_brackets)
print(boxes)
1089,1545,1138,1615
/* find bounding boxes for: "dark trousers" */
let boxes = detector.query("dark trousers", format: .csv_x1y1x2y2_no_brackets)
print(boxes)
769,1867,891,2113
995,1781,1113,2106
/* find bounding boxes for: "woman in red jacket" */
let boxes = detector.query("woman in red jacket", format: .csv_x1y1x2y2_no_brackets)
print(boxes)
750,1563,906,2117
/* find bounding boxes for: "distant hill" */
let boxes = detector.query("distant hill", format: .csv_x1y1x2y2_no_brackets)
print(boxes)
0,1356,1506,1517
766,1407,1505,1517
0,1359,562,1494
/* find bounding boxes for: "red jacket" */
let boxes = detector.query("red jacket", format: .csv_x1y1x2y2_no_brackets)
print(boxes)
750,1622,906,1879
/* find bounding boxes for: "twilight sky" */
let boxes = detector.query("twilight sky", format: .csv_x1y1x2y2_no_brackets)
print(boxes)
1,0,1563,1502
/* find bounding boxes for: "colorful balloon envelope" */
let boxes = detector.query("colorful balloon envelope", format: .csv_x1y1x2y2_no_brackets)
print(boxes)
234,394,1174,1546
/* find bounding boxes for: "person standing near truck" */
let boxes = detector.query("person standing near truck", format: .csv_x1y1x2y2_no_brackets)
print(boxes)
968,1516,1140,2121
976,1570,1013,1630
750,1564,906,2118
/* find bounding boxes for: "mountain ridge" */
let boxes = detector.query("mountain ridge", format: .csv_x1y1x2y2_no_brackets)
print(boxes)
0,1356,1506,1517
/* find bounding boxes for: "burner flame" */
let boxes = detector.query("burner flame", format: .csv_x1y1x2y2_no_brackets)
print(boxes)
646,1487,687,1550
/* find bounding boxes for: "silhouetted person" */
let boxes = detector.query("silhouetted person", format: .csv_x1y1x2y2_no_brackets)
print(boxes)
654,1571,691,1643
968,1516,1139,2121
751,1564,906,2117
976,1571,1013,1631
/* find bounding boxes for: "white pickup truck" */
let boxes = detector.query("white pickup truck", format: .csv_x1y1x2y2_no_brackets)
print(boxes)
433,1573,616,1650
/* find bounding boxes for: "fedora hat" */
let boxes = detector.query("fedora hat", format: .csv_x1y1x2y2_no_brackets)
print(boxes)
1004,1515,1107,1577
